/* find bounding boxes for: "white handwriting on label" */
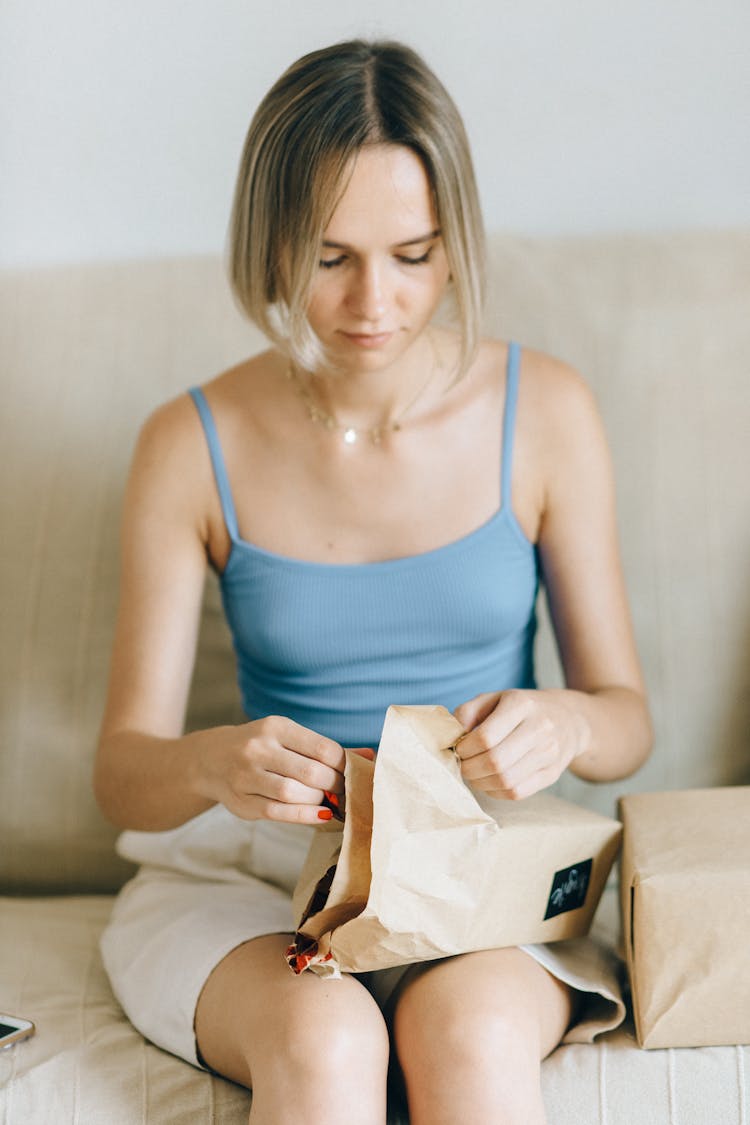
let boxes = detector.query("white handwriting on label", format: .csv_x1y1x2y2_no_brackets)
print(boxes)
550,868,589,909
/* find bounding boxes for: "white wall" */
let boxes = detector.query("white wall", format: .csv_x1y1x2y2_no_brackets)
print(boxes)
1,0,748,267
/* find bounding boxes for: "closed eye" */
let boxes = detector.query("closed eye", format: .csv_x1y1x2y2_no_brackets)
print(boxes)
397,248,433,265
319,247,434,270
319,254,347,269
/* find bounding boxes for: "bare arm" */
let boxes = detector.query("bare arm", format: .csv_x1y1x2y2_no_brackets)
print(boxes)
94,396,349,831
456,358,652,797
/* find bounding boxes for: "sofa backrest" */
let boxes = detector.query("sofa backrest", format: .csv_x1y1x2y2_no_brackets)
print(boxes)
2,234,748,893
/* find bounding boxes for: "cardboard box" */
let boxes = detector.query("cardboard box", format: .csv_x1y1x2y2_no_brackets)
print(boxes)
619,787,750,1048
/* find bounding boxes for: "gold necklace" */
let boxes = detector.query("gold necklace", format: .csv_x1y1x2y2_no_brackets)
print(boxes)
286,361,439,446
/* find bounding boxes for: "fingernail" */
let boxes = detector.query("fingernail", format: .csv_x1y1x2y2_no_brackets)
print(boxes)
317,808,333,821
321,790,344,821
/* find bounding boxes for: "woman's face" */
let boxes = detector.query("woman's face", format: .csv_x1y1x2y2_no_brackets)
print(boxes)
305,144,451,372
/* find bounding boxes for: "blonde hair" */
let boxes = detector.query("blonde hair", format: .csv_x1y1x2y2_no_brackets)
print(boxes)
228,39,485,377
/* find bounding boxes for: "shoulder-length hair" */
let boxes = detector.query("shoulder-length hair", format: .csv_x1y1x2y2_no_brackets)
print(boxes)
228,39,485,378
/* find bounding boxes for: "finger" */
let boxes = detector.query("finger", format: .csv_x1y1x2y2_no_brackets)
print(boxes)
278,719,347,774
263,800,342,826
459,721,535,782
222,790,335,825
257,770,328,807
455,691,528,762
453,692,502,733
252,743,344,799
463,745,549,797
483,764,558,802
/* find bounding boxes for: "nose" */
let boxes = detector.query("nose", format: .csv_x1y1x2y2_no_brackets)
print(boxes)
347,261,387,323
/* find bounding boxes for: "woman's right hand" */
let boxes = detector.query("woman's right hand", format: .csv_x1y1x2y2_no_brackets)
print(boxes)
193,716,373,826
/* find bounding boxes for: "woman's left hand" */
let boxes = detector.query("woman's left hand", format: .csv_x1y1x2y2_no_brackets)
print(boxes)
453,690,588,800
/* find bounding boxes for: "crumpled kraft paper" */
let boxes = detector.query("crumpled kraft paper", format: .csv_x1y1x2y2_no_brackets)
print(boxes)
287,704,622,977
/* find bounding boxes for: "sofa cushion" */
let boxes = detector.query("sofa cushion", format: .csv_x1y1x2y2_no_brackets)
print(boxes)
1,893,747,1124
0,895,251,1123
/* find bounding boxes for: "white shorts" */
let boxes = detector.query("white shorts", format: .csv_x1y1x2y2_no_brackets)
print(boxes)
100,807,626,1068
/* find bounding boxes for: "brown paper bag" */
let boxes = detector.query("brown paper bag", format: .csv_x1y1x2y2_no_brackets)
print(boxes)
287,704,622,977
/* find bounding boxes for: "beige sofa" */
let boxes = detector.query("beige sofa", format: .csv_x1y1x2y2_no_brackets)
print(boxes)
2,232,749,1124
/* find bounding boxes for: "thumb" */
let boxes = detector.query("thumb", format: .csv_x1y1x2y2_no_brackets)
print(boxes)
453,692,503,733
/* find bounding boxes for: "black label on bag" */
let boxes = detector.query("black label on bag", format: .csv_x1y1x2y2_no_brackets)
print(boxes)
544,858,593,919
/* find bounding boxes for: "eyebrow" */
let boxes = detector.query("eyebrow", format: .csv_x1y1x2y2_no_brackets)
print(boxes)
321,229,441,250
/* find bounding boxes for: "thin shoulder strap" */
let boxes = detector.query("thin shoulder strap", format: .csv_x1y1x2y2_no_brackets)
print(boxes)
500,341,521,509
188,387,240,542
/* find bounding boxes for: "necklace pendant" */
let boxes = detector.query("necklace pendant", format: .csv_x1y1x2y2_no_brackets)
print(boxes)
288,359,436,449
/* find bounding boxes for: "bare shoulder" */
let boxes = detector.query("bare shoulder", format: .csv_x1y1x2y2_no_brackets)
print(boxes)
518,346,597,416
199,348,284,416
129,390,207,503
126,350,279,556
136,387,201,457
133,348,276,473
473,341,612,538
470,338,605,459
118,393,207,553
512,346,617,539
472,338,596,410
514,346,607,461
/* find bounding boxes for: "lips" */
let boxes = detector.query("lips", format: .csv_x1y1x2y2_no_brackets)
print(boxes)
340,331,395,348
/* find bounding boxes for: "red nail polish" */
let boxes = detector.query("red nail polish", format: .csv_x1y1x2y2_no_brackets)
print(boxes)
317,808,333,821
323,790,340,808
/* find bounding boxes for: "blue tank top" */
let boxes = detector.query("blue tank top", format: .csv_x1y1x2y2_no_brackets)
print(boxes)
189,342,538,749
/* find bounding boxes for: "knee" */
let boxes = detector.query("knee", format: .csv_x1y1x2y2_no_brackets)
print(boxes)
267,983,390,1084
395,972,540,1080
244,982,390,1123
391,954,568,1123
395,986,544,1123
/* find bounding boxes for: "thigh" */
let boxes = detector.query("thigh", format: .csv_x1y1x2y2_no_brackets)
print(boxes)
393,945,577,1060
391,949,576,1125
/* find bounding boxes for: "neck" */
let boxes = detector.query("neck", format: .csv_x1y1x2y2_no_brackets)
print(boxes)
309,329,448,425
286,331,456,448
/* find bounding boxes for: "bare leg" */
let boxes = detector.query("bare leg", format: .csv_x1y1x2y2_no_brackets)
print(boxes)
195,934,389,1125
392,947,576,1125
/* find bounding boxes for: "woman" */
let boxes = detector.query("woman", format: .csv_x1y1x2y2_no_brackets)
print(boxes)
95,39,652,1125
